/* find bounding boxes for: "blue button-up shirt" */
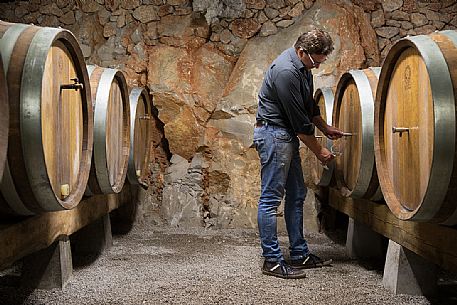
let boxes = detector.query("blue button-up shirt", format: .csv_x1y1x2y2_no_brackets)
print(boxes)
256,47,320,135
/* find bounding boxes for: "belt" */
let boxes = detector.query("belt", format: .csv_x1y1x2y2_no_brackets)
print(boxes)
255,120,270,127
255,120,292,133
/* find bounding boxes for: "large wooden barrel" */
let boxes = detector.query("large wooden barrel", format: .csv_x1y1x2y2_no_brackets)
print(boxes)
86,65,130,195
0,54,7,184
127,87,153,186
333,68,381,200
311,88,334,187
374,30,457,224
0,21,93,215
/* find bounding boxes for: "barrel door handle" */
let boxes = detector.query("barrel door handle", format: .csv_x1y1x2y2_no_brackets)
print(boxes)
392,127,409,137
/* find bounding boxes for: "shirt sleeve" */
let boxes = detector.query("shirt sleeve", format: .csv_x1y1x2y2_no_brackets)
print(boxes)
309,77,321,117
312,99,321,117
274,70,315,135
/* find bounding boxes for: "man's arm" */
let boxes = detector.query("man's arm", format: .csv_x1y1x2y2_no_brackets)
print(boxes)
297,133,334,164
312,115,344,140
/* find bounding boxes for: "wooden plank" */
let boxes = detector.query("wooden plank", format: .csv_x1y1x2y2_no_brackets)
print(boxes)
0,194,121,270
329,188,457,273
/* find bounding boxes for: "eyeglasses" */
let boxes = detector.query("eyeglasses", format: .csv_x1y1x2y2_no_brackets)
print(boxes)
300,48,325,67
307,53,326,67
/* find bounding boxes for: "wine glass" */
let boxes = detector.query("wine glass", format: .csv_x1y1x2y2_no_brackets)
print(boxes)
330,137,346,156
319,133,352,169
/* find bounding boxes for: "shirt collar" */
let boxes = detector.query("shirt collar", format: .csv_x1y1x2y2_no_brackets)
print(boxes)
287,47,305,73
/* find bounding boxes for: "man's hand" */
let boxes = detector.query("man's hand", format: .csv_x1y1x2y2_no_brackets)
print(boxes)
312,116,344,140
317,147,335,164
298,133,335,165
324,125,344,140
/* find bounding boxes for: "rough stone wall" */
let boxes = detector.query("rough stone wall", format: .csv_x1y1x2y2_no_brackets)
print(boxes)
1,0,455,71
0,0,456,229
356,0,457,60
137,110,171,224
203,0,380,230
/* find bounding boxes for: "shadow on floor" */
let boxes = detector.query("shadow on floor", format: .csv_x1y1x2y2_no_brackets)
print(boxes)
428,274,457,305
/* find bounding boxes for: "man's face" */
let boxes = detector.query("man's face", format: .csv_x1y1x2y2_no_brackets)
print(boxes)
298,48,327,70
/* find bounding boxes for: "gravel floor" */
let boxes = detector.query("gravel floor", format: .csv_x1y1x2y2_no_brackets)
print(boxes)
0,223,453,305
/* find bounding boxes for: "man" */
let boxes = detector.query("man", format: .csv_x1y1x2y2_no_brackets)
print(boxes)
253,28,343,279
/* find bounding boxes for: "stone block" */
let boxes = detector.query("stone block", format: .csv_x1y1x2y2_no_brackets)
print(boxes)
264,7,279,19
257,10,268,23
288,2,304,17
267,0,285,10
276,20,295,28
229,18,261,39
376,26,400,39
390,10,409,21
383,240,437,296
260,21,278,36
59,11,75,25
381,0,403,12
346,218,386,260
411,13,428,27
192,0,245,24
133,5,159,23
302,190,320,233
245,0,266,10
21,236,73,289
121,0,140,10
303,0,314,9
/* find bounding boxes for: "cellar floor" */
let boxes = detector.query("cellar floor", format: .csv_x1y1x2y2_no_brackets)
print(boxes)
0,222,454,305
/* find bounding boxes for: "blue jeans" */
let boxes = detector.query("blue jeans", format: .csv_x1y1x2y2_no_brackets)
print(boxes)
253,124,309,262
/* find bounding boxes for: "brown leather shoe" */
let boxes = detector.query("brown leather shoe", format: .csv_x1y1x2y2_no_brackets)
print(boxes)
262,260,307,279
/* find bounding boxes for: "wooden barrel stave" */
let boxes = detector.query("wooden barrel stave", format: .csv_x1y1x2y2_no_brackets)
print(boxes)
0,22,25,217
311,88,334,187
87,65,130,195
1,24,41,214
127,87,152,185
437,30,457,225
375,32,457,224
0,55,7,186
334,68,381,199
0,22,93,214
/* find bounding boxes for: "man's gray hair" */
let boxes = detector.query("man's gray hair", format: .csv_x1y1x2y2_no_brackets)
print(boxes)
294,29,334,56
